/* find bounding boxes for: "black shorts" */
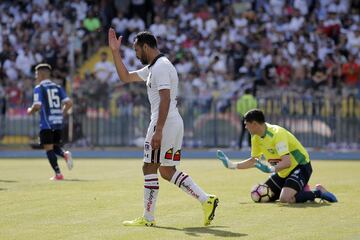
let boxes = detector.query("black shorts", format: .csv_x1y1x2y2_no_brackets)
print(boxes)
39,129,63,145
265,162,313,201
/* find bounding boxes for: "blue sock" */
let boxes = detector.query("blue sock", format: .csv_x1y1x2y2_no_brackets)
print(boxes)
53,145,65,158
46,150,60,174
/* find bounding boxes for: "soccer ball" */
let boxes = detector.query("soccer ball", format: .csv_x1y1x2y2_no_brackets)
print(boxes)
251,183,274,203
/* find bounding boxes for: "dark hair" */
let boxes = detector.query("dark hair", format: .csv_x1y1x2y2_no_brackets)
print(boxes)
244,109,265,123
135,31,157,48
244,88,252,94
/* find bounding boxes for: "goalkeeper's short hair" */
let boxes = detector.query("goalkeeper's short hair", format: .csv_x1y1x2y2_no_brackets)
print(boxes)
244,109,265,123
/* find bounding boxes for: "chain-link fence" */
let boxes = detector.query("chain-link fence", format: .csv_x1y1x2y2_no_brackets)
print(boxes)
1,96,359,149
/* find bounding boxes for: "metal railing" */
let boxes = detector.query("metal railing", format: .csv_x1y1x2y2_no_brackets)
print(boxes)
1,96,359,149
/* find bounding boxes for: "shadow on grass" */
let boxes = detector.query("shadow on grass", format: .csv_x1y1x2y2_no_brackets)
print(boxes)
239,201,279,205
240,201,333,207
62,179,94,182
0,180,17,183
154,225,247,237
278,201,332,208
0,188,7,191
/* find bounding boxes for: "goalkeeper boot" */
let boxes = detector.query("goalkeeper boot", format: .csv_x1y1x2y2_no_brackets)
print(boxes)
202,195,219,226
64,151,73,170
315,184,338,202
123,217,155,227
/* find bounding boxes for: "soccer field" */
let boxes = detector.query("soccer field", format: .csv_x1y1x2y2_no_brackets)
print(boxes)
0,159,359,240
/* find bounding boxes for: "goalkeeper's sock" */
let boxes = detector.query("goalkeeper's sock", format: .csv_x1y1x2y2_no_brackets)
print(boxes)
143,174,159,222
295,191,316,203
170,171,208,203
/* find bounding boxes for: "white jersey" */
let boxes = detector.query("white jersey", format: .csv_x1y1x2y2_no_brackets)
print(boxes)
133,55,179,120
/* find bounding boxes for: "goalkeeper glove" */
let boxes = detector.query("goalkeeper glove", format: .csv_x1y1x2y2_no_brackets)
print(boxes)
255,159,275,173
217,150,237,169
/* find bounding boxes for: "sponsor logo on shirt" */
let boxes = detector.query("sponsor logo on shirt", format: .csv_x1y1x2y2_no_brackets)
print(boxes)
267,148,275,154
276,142,288,153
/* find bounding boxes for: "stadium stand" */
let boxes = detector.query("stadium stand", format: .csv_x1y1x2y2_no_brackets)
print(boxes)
0,0,359,149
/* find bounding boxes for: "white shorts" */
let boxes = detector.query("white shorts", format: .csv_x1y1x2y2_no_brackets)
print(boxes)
143,113,183,166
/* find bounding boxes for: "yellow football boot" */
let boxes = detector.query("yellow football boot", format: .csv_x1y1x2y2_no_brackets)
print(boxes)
202,195,219,226
122,217,155,227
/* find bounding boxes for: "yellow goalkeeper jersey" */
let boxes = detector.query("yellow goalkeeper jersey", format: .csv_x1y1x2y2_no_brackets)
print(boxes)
251,123,310,178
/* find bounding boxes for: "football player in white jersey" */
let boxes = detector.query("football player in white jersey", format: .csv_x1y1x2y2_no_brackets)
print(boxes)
108,28,218,227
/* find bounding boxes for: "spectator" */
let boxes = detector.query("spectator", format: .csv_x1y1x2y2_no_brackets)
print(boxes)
346,26,360,55
0,82,6,138
111,11,129,36
311,61,328,90
93,51,114,84
3,53,18,81
236,88,257,149
5,81,22,109
83,9,101,55
15,46,35,77
342,54,359,87
276,57,292,87
127,14,145,33
53,57,69,88
149,15,167,37
83,10,101,33
2,0,360,122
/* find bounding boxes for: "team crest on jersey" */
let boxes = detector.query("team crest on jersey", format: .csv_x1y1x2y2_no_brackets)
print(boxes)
173,150,181,161
164,148,173,159
267,148,275,154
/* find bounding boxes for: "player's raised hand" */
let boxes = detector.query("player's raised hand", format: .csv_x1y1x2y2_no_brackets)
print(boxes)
108,28,122,51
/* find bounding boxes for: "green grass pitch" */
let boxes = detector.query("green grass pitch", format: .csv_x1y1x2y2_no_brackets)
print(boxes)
0,158,360,240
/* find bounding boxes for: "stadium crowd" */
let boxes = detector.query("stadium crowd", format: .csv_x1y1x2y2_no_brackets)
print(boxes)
1,0,360,118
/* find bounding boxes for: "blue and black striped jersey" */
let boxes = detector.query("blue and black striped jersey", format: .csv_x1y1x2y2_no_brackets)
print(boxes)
32,79,69,130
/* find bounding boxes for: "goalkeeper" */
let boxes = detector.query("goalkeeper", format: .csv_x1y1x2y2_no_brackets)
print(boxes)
217,109,337,203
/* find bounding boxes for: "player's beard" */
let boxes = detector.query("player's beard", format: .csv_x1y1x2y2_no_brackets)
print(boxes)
139,49,149,65
140,55,148,65
140,57,148,65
